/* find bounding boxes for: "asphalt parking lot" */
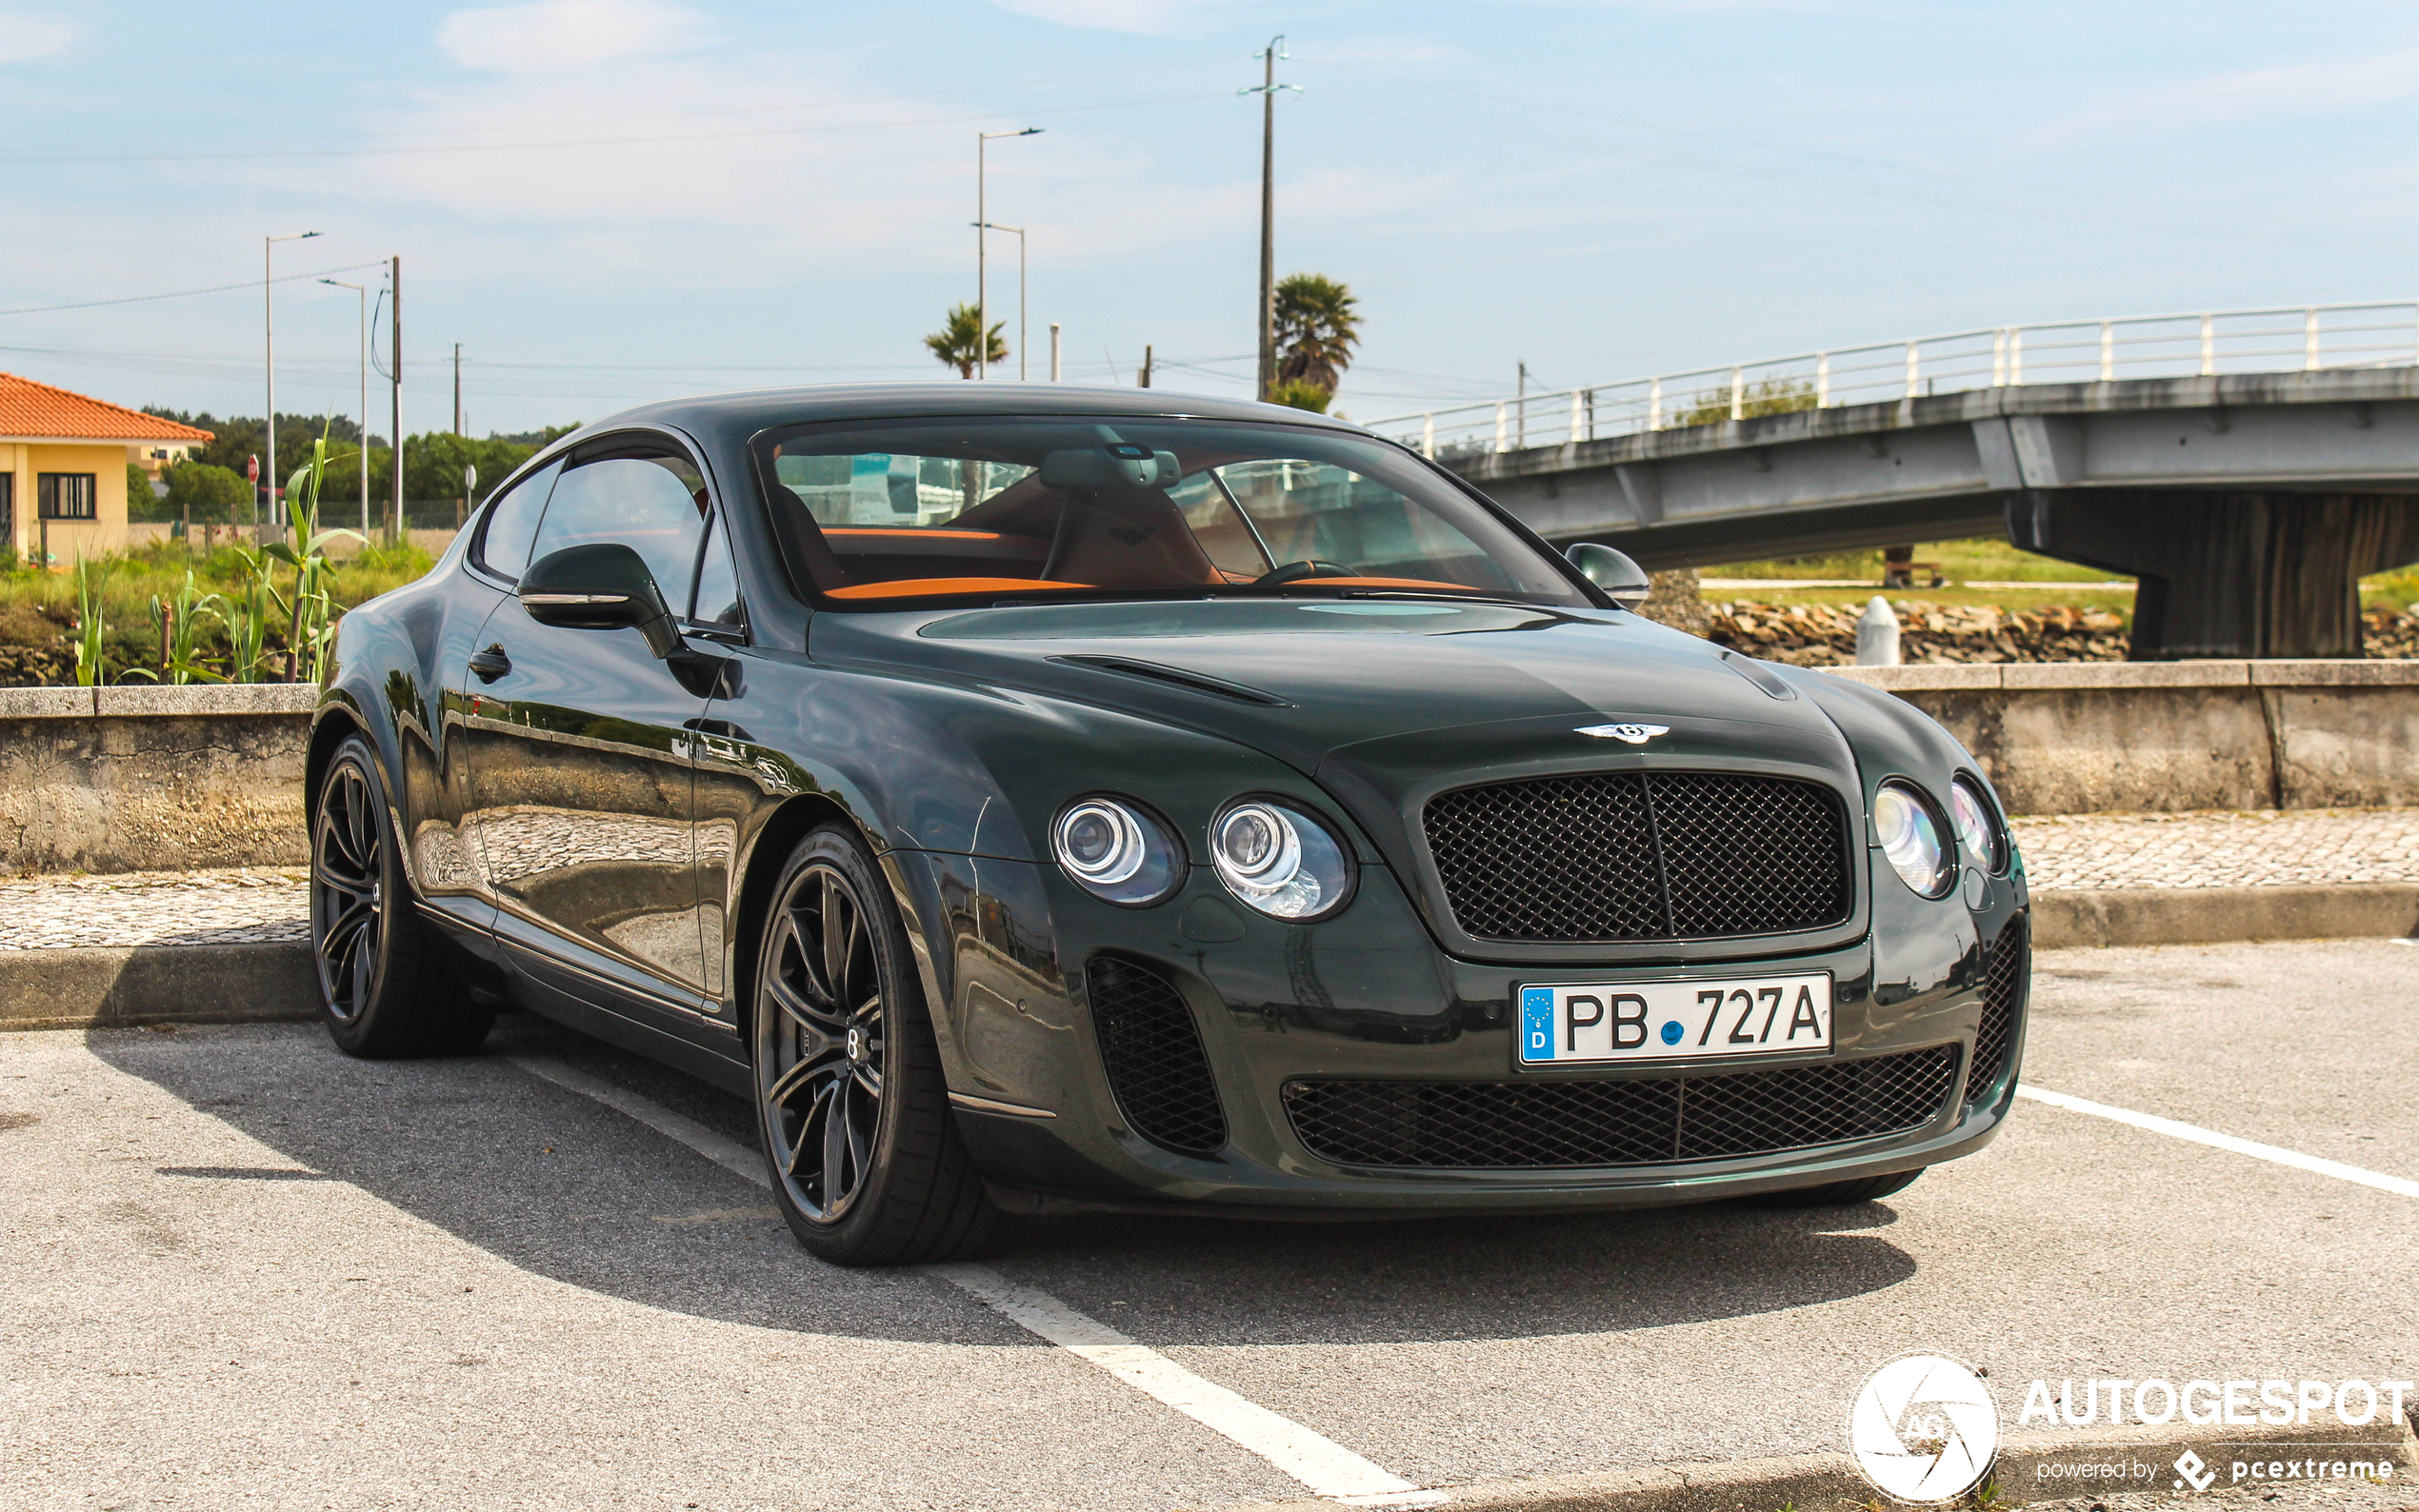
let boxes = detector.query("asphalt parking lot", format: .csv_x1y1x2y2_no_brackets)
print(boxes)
4,939,2415,1511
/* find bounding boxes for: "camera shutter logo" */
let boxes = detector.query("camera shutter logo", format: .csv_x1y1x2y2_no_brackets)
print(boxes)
1848,1353,2000,1503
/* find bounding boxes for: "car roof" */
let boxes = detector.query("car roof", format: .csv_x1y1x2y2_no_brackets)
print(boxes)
574,382,1381,446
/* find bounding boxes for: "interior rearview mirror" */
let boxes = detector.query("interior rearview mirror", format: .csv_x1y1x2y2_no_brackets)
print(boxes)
1566,542,1652,610
519,544,683,659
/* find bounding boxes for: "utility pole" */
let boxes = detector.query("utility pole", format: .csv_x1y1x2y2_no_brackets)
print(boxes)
1050,322,1062,382
1517,360,1529,448
1140,345,1153,388
264,229,321,538
451,343,463,435
976,128,1041,381
389,256,403,545
1243,37,1292,401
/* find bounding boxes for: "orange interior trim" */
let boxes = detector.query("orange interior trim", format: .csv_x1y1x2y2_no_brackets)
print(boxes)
824,577,1094,600
821,527,1019,542
1278,575,1478,592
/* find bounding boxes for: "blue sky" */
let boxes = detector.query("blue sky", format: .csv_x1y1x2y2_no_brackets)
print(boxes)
3,0,2416,435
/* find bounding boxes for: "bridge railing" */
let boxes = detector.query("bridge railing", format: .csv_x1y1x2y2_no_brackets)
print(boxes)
1366,301,2419,458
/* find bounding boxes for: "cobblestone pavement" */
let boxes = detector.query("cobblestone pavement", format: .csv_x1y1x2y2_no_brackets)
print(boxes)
2015,807,2419,890
0,868,309,950
1,808,2414,950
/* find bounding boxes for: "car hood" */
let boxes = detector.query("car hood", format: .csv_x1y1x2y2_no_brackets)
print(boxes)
820,598,1858,806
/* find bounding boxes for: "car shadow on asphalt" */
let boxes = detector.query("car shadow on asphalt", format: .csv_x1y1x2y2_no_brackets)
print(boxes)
85,1017,1918,1347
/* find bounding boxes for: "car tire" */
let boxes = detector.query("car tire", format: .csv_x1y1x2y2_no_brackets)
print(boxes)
751,824,1014,1267
1741,1167,1925,1207
310,733,495,1059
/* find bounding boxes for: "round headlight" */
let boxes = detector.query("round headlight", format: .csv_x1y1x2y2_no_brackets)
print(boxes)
1949,777,2003,873
1052,798,1182,905
1873,781,1952,898
1210,799,1354,921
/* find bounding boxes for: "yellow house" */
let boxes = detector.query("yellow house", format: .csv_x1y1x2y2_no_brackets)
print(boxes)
0,371,214,566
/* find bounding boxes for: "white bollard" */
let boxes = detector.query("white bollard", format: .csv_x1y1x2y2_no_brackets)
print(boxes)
1855,595,1901,666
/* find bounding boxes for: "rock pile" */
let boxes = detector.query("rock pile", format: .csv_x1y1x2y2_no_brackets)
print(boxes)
1698,600,2419,664
0,646,75,686
1704,600,2129,665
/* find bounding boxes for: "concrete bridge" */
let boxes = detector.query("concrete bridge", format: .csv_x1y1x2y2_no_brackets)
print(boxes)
1367,304,2419,659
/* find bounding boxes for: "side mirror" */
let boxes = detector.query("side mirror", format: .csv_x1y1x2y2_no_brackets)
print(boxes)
520,543,683,659
1566,542,1652,610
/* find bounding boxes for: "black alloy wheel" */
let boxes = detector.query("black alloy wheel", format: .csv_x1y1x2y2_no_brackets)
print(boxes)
312,756,385,1025
761,858,889,1221
310,735,493,1058
753,825,1012,1265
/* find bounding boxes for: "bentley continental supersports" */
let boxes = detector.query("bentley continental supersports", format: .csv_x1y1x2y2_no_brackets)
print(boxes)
309,386,2030,1265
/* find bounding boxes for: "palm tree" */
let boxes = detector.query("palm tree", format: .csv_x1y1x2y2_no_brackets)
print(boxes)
1272,273,1361,396
924,303,1008,379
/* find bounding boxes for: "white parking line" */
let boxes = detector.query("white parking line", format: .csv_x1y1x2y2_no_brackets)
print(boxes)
2017,1084,2419,1199
503,1053,1445,1509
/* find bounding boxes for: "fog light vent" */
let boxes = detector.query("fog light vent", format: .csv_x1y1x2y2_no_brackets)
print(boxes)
1086,957,1227,1158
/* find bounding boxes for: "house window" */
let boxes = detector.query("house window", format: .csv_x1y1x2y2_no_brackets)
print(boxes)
0,473,12,536
38,473,95,520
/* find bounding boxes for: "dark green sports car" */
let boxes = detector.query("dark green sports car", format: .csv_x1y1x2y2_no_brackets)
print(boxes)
308,385,2029,1265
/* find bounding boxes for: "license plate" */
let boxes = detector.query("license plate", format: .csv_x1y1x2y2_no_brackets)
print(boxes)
1516,974,1833,1067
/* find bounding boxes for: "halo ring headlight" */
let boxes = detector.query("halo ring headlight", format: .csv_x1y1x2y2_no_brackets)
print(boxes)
1051,797,1183,906
1210,798,1355,921
1873,781,1954,899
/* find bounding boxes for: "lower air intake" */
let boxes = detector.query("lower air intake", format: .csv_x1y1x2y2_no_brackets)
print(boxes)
1968,916,2029,1104
1087,957,1227,1158
1283,1045,1959,1169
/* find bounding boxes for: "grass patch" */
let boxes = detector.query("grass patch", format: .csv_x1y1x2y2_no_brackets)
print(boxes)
0,540,435,674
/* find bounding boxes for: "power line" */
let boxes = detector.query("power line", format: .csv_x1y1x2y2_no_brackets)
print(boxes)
0,260,390,318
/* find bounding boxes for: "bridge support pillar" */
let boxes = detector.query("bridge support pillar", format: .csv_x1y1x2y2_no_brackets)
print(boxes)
2006,489,2419,660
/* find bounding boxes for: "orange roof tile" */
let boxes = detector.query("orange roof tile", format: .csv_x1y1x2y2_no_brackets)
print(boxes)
0,371,214,444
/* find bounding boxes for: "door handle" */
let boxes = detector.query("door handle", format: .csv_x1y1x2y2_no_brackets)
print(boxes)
468,645,511,683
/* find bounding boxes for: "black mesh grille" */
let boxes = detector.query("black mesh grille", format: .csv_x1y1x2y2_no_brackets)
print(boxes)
1969,917,2029,1104
1423,771,1851,943
1087,958,1227,1157
1282,1045,1959,1169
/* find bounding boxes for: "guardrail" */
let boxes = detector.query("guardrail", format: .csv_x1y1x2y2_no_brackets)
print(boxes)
1367,301,2419,458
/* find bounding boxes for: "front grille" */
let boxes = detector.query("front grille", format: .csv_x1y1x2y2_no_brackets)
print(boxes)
1283,1045,1959,1169
1086,958,1227,1157
1423,771,1852,943
1968,917,2029,1103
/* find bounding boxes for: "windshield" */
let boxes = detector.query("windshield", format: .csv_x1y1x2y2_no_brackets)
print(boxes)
753,415,1587,608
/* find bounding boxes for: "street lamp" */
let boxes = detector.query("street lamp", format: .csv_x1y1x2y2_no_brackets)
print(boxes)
264,229,321,538
976,129,1040,381
973,222,1028,381
321,279,370,539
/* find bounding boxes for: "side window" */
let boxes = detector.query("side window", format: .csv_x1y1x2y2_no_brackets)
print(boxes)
528,449,710,602
690,514,743,627
473,459,562,581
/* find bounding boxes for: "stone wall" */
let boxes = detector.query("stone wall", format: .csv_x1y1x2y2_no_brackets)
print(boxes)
1,668,2412,875
0,685,316,876
1824,661,2419,814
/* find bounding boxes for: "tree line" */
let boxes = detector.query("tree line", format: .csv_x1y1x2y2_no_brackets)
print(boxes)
135,408,579,524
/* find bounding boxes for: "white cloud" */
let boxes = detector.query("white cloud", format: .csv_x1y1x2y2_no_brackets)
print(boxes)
436,0,708,75
0,10,76,63
986,0,1252,36
2029,47,2419,145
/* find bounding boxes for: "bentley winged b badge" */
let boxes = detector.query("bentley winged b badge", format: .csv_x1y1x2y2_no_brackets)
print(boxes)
1576,723,1669,745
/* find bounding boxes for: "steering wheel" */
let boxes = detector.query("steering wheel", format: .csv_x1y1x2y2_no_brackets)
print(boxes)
1252,559,1355,587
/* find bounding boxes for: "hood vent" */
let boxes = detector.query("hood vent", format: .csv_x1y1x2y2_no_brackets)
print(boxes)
1050,654,1293,707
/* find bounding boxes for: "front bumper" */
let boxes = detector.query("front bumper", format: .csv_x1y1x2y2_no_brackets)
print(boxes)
912,851,2030,1217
